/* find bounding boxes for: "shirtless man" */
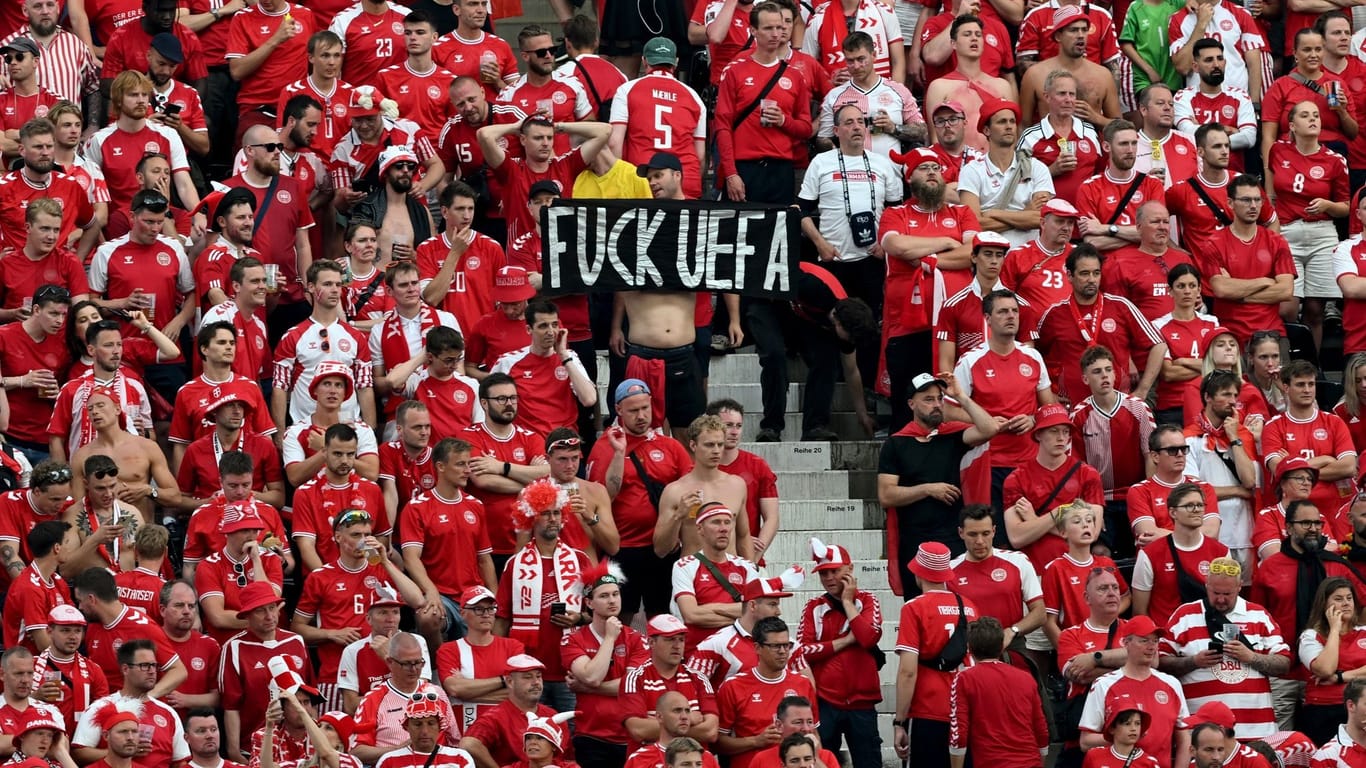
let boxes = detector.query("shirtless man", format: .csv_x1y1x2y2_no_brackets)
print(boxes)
652,415,752,560
1019,8,1121,128
69,390,180,520
923,15,1016,154
61,453,149,577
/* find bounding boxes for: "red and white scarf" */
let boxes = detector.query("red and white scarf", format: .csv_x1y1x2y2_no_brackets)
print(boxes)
379,305,444,375
508,542,582,640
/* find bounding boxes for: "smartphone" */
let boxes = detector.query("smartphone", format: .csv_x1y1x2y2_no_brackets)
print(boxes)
163,102,182,116
1208,640,1224,654
550,602,567,616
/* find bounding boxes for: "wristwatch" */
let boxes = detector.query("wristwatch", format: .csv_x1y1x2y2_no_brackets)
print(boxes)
1230,439,1244,448
1010,625,1021,636
1107,224,1119,237
1093,651,1105,666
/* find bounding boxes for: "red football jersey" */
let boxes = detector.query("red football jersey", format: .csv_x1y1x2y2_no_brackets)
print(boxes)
1263,73,1353,146
84,605,180,691
194,550,286,643
894,590,978,721
609,71,707,199
561,625,649,740
1126,475,1219,534
296,561,397,682
465,310,530,370
87,235,193,346
412,371,483,441
1262,409,1357,515
694,0,751,86
1000,239,1072,312
1268,140,1349,224
100,22,207,83
0,171,95,253
378,62,456,137
168,374,276,445
1152,313,1220,413
1003,459,1106,572
2,564,69,651
182,495,287,567
435,635,526,731
1131,534,1228,626
114,567,165,623
225,4,313,107
490,152,588,244
1204,226,1294,345
1016,2,1120,63
877,204,981,337
399,490,492,595
166,631,220,716
219,630,310,736
84,122,188,211
1078,670,1189,768
937,282,1039,359
919,11,1013,84
496,76,590,157
952,343,1050,468
462,422,543,555
224,174,316,303
176,430,282,502
718,450,778,554
1042,553,1129,629
713,57,812,176
34,649,109,734
415,230,506,332
585,430,692,548
716,669,820,768
291,473,390,564
1075,170,1166,231
1335,237,1366,355
1057,618,1128,698
378,441,436,512
0,246,90,313
1070,394,1156,497
1035,294,1163,405
488,347,582,440
949,549,1042,630
330,4,408,87
0,321,70,443
1101,247,1196,321
276,77,356,157
432,31,519,102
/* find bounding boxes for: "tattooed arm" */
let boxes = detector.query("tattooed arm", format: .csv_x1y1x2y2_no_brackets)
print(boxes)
0,541,23,580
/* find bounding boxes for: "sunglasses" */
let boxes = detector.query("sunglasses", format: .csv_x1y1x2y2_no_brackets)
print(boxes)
250,142,284,153
89,467,118,480
334,508,371,529
523,46,555,57
390,161,417,171
232,560,247,588
33,284,70,304
411,691,439,702
3,53,28,63
132,191,169,212
319,327,330,352
34,465,72,486
1154,445,1189,456
547,437,581,452
1208,561,1242,577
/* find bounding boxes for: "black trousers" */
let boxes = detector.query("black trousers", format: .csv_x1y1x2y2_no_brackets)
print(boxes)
886,331,934,433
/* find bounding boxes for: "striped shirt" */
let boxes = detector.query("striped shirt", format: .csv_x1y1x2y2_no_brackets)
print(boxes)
0,28,99,102
1161,596,1289,740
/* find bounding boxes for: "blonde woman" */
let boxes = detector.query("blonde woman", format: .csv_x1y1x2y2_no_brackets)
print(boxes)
1333,353,1366,453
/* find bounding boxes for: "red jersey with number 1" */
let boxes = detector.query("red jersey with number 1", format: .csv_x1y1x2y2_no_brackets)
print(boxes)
894,590,978,721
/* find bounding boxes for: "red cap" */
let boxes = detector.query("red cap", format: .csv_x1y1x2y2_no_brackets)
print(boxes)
1273,456,1319,488
100,707,140,732
1032,403,1072,438
319,711,354,748
1197,326,1238,358
1186,701,1236,732
1103,693,1152,741
349,86,385,117
505,654,546,673
220,503,266,534
460,585,497,607
743,574,793,601
811,537,853,572
310,361,356,401
932,100,965,117
906,542,954,583
493,266,537,303
1051,4,1089,36
647,614,688,637
235,581,284,619
977,99,1022,135
17,710,64,738
1040,199,1081,219
1119,615,1164,640
972,231,1012,251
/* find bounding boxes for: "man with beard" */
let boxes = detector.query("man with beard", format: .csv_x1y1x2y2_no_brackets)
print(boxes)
496,26,590,154
959,101,1054,248
1131,85,1196,189
925,102,982,199
1166,124,1276,259
230,95,330,254
190,188,258,311
158,583,222,715
1018,7,1121,130
226,124,316,329
1173,40,1256,174
877,147,979,432
437,77,522,242
276,31,354,159
71,639,190,768
463,373,549,573
141,34,207,157
1075,120,1165,253
1036,246,1166,405
1168,0,1267,106
0,284,69,461
1017,72,1104,207
460,655,566,768
1102,202,1195,322
85,71,197,215
535,427,618,562
0,190,91,312
99,0,206,96
371,261,462,432
1252,500,1366,727
0,0,98,105
351,145,436,257
47,320,154,462
331,84,444,233
34,604,109,733
877,373,997,595
921,15,1015,155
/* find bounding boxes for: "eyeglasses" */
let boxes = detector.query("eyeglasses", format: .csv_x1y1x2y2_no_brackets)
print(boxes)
915,163,944,173
3,53,28,63
523,46,555,57
391,659,426,670
33,465,72,487
232,560,247,587
436,355,465,367
319,326,330,352
1232,196,1263,204
932,116,964,127
547,436,581,452
484,394,518,404
1208,561,1242,577
758,641,794,651
1284,473,1316,485
1172,502,1206,512
1155,445,1189,456
122,662,158,671
466,605,496,616
1291,519,1326,528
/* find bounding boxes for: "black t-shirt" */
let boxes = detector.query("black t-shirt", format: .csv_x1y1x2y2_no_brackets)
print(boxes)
793,267,856,354
877,430,971,550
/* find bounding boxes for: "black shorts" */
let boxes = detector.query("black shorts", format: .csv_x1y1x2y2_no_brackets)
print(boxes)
628,342,705,430
614,544,677,617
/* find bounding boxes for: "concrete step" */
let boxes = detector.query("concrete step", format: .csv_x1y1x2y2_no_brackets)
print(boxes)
709,352,810,381
706,383,863,414
743,412,872,442
739,442,833,471
773,470,852,501
765,528,881,561
778,499,883,530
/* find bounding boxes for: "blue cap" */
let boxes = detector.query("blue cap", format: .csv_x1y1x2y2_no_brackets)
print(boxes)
615,378,651,402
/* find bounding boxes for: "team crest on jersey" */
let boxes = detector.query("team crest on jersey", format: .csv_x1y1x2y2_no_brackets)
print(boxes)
428,86,442,100
1222,106,1236,120
513,448,526,461
467,256,482,270
1357,637,1366,649
392,21,404,34
256,336,265,349
1018,363,1033,377
463,510,478,525
351,497,365,507
365,575,380,589
1101,318,1117,333
1212,659,1248,684
1153,690,1169,704
421,476,435,489
145,141,160,153
554,366,568,381
986,33,999,46
1198,561,1211,575
1220,19,1234,31
650,450,665,462
1311,166,1326,180
1175,144,1188,155
337,338,352,353
157,253,172,266
1132,192,1144,204
191,657,206,671
333,104,348,117
991,568,1007,582
153,714,168,727
1314,428,1329,440
454,390,468,404
34,105,48,118
277,190,293,204
779,77,792,90
553,92,568,105
943,218,956,227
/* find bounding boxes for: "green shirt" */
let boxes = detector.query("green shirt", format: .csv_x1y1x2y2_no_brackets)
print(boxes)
1119,0,1186,91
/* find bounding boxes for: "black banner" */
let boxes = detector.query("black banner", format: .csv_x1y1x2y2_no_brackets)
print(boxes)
539,198,799,299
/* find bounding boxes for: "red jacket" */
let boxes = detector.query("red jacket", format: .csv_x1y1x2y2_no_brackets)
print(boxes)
796,590,883,707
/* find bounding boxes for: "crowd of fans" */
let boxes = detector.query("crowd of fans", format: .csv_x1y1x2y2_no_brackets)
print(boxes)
5,0,1366,767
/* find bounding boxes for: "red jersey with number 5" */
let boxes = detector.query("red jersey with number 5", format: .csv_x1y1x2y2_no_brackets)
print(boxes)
609,71,707,199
